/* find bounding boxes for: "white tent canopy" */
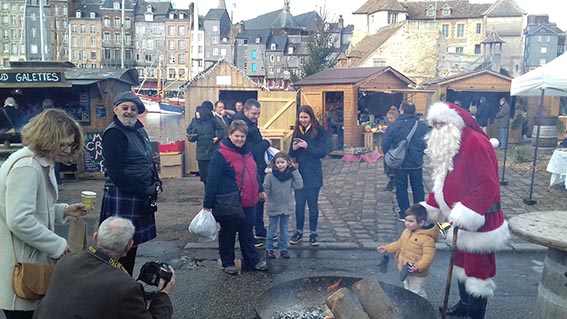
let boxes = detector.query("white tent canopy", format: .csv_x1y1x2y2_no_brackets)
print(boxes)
511,52,567,97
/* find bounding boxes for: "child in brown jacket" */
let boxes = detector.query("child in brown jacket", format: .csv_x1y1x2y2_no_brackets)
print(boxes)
377,204,438,298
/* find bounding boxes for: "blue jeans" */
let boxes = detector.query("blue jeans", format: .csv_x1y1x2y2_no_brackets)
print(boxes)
294,187,321,234
267,215,290,250
394,168,425,215
216,206,259,268
500,127,508,148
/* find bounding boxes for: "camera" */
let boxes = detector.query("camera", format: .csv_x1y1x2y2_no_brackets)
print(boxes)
137,261,172,287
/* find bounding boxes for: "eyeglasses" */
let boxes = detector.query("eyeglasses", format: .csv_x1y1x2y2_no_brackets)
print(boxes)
432,121,446,128
60,142,78,151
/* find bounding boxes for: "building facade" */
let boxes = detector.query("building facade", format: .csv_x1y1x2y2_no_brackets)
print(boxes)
523,14,566,72
69,4,102,68
1,0,26,66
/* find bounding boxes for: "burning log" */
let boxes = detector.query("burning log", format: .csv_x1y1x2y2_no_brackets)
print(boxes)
351,278,400,319
325,287,370,319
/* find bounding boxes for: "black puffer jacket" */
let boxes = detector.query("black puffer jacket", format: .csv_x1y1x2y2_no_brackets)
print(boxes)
186,107,223,161
381,114,429,169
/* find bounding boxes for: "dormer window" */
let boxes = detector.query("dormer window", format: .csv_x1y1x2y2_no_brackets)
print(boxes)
270,43,276,50
255,37,261,44
90,12,96,19
113,2,120,10
441,5,452,17
179,13,184,19
146,5,152,13
287,46,294,54
426,5,435,17
75,11,81,18
169,12,174,19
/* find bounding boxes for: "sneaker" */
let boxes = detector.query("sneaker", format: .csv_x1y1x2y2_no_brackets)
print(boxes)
273,235,278,241
266,250,276,259
289,232,303,245
384,180,395,192
254,240,264,248
254,261,268,271
223,265,239,275
280,250,290,259
309,234,320,247
254,235,266,240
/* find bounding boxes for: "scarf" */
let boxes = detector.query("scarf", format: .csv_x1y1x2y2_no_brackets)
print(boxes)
272,166,295,182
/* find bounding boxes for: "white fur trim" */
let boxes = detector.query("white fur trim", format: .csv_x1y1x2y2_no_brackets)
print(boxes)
421,201,443,223
449,202,485,232
427,102,465,129
447,221,511,253
453,265,466,283
432,182,451,218
465,277,496,298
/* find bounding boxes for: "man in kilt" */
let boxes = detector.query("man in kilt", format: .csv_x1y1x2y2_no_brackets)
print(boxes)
100,91,162,275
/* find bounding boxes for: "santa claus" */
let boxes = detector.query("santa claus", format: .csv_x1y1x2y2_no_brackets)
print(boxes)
422,102,510,319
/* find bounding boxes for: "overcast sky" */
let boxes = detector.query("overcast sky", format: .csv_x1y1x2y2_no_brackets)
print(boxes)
174,0,566,31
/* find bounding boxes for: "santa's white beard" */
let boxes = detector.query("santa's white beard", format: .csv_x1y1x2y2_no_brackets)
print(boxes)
425,123,462,183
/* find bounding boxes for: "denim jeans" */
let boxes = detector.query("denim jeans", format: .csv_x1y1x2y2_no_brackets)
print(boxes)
216,206,259,268
266,215,290,250
394,168,425,215
499,127,508,148
294,187,321,234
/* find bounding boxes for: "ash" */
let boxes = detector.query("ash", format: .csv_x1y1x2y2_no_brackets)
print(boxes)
273,309,330,319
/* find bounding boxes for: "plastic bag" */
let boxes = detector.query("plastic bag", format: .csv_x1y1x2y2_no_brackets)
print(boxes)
264,146,280,165
188,209,217,241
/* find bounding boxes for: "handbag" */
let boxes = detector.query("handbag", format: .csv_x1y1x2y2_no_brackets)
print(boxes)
7,156,56,300
212,156,247,219
384,121,418,169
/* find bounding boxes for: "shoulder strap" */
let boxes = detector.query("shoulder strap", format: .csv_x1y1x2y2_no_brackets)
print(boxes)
404,120,419,148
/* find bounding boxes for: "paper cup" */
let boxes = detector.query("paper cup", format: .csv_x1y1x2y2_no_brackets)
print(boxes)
81,191,97,210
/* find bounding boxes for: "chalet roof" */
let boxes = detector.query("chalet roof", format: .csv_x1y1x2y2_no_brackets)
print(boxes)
244,8,300,30
73,4,101,19
484,0,525,17
100,0,134,11
404,1,491,20
527,24,566,35
424,68,512,86
64,68,140,85
294,11,320,32
266,35,288,51
236,29,272,44
204,8,227,20
182,59,268,91
295,66,414,86
342,25,402,66
481,30,505,43
354,0,407,14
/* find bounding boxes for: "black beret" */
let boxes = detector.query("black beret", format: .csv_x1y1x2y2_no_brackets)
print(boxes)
113,91,145,114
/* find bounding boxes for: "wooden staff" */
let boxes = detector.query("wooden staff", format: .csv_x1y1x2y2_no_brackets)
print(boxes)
441,226,459,319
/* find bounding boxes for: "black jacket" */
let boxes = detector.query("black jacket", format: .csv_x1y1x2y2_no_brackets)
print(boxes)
381,114,429,169
288,126,328,189
186,116,223,161
232,111,270,173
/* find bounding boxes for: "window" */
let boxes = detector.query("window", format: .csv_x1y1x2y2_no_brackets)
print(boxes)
72,37,77,46
80,37,86,46
113,2,120,9
80,25,86,33
169,40,175,50
541,47,547,53
546,36,551,42
114,32,121,44
476,23,481,34
91,51,97,59
125,34,131,45
179,53,186,64
90,12,96,19
30,44,38,54
71,25,77,32
220,48,226,56
287,46,294,54
457,24,464,38
82,51,87,60
76,11,81,18
388,12,397,24
255,37,261,44
270,43,276,50
90,25,96,33
103,32,110,43
169,55,175,63
169,26,175,35
251,63,257,72
442,24,449,38
178,69,185,76
104,48,111,59
270,55,275,62
455,47,464,54
268,66,273,73
168,68,176,79
251,50,257,59
474,44,481,54
169,12,175,19
426,5,435,17
125,18,131,29
441,5,452,17
179,26,186,35
213,37,218,44
104,17,110,27
114,17,120,28
91,64,97,69
537,35,541,42
178,40,185,50
72,51,79,60
539,58,546,66
31,28,37,38
212,25,218,32
213,48,219,56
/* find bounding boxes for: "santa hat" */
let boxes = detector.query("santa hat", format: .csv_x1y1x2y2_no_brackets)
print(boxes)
427,101,488,138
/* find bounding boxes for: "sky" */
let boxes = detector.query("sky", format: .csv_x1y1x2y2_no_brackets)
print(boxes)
173,0,566,31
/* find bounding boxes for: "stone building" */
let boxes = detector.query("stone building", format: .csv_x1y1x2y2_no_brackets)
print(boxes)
68,4,102,68
99,0,136,68
523,14,566,73
0,0,26,66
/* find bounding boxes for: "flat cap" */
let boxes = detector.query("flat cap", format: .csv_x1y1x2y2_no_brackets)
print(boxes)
113,91,145,114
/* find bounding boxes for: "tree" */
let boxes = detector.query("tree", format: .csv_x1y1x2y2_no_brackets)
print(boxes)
294,11,338,81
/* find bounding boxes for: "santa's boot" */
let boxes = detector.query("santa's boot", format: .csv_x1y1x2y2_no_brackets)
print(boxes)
467,295,488,319
439,282,468,317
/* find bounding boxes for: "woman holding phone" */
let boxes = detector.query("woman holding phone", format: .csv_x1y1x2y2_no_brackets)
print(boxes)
289,105,328,246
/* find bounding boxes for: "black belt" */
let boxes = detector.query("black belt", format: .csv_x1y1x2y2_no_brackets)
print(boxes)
487,202,501,214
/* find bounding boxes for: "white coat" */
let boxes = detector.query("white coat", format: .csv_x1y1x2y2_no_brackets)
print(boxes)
0,147,68,311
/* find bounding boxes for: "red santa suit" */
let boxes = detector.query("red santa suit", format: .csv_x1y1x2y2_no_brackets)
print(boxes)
422,102,510,298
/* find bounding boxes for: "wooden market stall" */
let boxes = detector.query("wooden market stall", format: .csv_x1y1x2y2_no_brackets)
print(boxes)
182,60,296,175
0,61,139,176
295,66,432,150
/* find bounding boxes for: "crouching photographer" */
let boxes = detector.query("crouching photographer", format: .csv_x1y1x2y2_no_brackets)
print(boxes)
34,217,175,319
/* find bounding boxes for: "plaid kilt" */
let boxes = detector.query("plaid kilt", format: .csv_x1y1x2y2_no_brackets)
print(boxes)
99,186,157,245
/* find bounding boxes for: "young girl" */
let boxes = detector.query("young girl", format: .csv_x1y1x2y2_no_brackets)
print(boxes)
263,152,303,258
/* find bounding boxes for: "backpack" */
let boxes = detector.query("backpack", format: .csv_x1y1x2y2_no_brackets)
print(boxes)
384,121,418,169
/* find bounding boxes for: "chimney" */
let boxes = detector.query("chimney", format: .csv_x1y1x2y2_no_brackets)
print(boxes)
338,15,344,29
218,0,226,9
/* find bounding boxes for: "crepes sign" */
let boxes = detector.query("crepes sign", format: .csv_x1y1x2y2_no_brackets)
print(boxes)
0,71,64,84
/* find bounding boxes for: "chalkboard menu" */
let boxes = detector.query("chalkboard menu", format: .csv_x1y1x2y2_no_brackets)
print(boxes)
83,132,104,173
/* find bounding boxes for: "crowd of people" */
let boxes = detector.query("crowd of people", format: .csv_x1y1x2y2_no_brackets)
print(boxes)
0,93,511,319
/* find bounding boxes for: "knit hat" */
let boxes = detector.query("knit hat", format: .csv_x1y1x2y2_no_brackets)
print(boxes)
427,101,488,138
113,91,145,114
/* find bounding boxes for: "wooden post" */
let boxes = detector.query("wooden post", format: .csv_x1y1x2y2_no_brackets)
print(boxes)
325,287,371,319
351,278,400,319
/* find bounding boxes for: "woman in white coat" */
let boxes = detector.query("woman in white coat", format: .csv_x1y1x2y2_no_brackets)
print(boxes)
0,109,88,319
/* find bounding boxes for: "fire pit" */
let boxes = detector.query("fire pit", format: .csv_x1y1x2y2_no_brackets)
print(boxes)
255,276,435,319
